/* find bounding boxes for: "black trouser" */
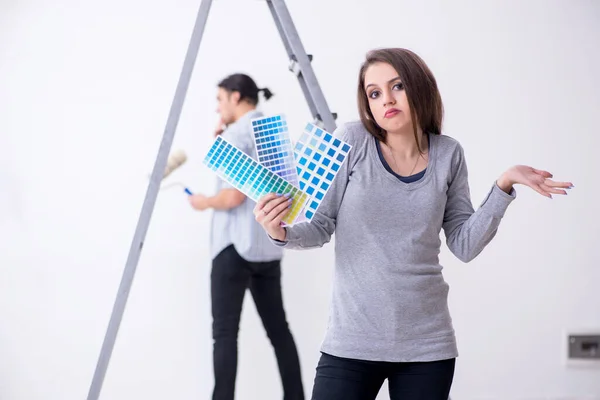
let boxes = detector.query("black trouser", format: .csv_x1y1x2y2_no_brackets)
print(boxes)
211,245,304,400
310,352,455,400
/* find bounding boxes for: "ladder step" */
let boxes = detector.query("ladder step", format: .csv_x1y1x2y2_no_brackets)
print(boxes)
314,112,338,128
288,54,313,75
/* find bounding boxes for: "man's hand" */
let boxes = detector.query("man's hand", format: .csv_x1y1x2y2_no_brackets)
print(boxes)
214,118,226,137
189,194,210,211
188,189,245,211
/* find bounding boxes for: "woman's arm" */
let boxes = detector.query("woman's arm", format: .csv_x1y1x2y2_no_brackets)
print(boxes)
442,145,572,263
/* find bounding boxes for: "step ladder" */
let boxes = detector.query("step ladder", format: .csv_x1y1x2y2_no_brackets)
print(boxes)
86,1,337,398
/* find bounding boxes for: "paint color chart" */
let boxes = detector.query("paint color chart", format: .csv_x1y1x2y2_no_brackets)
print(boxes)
203,116,352,225
202,136,309,225
293,123,352,221
251,114,299,188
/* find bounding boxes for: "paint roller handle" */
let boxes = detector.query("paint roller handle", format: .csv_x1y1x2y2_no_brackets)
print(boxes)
157,181,193,196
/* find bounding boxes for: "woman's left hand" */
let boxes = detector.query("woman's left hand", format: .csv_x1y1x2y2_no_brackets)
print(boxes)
497,165,574,198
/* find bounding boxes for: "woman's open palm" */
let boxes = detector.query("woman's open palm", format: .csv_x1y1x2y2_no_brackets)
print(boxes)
504,165,573,198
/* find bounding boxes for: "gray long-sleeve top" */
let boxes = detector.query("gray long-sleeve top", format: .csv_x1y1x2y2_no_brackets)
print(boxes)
273,121,516,362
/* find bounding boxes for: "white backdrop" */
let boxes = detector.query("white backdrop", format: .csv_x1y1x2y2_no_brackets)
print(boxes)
1,0,599,399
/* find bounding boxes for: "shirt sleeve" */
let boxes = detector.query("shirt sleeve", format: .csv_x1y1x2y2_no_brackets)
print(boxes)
442,143,516,262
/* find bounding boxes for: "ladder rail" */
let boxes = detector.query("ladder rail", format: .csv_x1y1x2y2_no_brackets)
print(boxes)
86,1,337,398
85,0,214,399
266,0,337,132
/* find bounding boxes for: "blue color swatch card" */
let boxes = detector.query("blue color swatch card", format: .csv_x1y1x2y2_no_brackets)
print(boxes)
251,114,299,188
293,122,352,221
203,115,352,225
203,136,309,225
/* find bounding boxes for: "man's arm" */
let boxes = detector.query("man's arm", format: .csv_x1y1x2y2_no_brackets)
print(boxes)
189,189,246,211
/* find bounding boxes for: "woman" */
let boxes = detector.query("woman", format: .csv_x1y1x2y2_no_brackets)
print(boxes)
252,49,573,399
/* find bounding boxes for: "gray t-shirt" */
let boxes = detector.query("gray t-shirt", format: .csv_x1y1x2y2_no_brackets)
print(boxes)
210,109,284,263
273,120,516,362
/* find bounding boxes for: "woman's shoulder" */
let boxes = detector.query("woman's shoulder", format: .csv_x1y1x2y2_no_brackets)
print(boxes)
431,133,467,162
431,132,462,151
332,120,372,153
430,134,470,177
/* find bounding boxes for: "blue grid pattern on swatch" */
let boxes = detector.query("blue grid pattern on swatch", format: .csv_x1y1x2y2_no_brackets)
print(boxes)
251,114,299,187
202,135,309,226
293,123,352,221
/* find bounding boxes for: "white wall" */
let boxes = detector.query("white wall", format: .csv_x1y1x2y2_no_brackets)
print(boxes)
1,0,599,399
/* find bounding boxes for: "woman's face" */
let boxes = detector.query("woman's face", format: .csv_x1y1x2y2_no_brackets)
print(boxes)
363,62,412,135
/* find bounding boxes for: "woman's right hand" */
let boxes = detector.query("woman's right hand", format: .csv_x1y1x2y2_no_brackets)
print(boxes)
254,193,293,241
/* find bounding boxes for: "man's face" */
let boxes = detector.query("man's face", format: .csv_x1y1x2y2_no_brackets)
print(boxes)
216,88,239,125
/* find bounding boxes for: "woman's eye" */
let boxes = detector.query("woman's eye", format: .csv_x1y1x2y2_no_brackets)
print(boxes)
393,82,404,91
369,91,380,99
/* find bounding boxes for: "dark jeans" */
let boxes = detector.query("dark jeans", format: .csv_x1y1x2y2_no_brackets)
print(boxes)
311,352,455,400
211,245,304,400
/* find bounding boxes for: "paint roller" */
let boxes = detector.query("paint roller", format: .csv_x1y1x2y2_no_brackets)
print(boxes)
163,149,187,179
157,149,193,195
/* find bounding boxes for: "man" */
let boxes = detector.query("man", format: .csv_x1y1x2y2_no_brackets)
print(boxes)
189,73,304,400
